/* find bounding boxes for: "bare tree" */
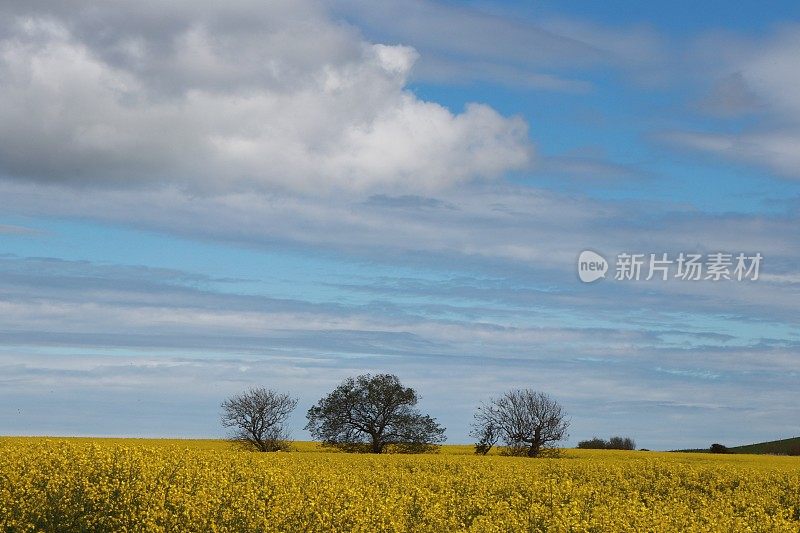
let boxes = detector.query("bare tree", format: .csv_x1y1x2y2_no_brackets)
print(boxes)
305,373,446,453
221,388,297,452
471,389,569,457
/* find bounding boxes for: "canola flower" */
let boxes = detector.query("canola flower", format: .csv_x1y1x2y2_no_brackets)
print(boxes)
0,438,798,532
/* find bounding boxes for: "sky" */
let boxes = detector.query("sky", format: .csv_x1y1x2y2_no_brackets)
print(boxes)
0,0,799,450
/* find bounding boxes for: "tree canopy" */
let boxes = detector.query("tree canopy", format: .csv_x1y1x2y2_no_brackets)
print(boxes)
221,388,297,452
305,373,446,453
471,389,569,457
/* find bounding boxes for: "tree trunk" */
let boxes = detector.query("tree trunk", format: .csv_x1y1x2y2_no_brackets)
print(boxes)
527,442,540,457
371,437,383,454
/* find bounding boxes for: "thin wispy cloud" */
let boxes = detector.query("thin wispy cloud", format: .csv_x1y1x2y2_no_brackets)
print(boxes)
0,224,42,235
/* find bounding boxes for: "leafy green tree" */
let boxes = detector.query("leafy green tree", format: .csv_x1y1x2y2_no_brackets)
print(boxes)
305,374,445,453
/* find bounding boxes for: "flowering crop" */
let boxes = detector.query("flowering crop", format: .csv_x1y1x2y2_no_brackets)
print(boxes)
0,438,798,531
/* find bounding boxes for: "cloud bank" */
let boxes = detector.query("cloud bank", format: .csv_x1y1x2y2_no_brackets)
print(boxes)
0,0,530,193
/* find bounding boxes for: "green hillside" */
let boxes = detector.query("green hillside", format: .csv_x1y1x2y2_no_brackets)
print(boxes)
730,437,800,455
673,436,800,455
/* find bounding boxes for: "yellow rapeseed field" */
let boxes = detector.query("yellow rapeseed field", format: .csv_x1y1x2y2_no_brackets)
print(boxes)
1,437,798,532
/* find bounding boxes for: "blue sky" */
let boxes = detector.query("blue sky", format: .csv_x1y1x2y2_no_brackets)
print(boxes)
0,0,798,449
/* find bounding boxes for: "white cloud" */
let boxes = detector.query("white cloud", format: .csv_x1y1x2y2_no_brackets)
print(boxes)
0,1,531,193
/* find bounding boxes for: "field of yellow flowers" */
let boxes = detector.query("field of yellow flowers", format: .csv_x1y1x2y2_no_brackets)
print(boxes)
1,437,798,532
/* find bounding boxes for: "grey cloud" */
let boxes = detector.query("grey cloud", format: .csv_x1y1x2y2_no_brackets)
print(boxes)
362,194,456,210
695,72,762,118
669,25,800,179
0,224,42,235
